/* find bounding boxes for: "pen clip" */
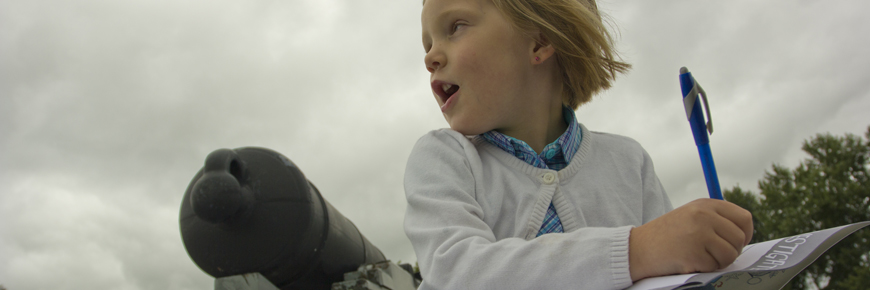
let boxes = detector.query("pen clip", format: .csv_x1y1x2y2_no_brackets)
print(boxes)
683,77,714,134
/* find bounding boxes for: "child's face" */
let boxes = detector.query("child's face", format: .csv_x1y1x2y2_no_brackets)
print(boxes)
422,0,539,136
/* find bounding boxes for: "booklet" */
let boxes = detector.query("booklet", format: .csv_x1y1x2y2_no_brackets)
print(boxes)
627,221,870,290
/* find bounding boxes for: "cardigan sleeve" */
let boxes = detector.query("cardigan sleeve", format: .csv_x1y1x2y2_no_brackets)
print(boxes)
403,129,638,290
640,146,674,223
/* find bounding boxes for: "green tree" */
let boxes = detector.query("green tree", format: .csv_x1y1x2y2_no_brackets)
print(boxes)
725,126,870,290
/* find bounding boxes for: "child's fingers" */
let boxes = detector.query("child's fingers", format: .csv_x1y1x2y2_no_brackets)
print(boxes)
704,235,741,270
710,213,748,254
712,200,754,245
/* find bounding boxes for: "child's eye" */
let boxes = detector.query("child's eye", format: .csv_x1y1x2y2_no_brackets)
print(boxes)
451,22,466,34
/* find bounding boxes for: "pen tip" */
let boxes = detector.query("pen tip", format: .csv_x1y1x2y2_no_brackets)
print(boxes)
680,67,689,74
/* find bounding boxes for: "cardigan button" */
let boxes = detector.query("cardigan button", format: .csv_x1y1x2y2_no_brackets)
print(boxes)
542,172,556,184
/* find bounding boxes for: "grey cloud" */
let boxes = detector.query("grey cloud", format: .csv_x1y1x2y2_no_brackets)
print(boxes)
2,0,869,289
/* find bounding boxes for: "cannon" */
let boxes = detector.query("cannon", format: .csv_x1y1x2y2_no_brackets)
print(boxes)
179,147,419,289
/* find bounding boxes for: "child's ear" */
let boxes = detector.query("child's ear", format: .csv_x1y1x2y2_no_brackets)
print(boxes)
531,33,555,64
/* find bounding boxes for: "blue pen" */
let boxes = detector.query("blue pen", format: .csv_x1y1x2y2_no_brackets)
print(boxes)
679,67,723,200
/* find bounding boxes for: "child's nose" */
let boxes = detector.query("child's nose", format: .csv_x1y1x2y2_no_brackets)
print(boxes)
426,61,440,73
424,50,445,73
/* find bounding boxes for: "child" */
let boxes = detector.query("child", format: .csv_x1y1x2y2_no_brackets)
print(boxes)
403,0,754,289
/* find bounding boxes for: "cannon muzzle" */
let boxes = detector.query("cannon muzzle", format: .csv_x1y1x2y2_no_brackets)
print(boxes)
180,147,386,290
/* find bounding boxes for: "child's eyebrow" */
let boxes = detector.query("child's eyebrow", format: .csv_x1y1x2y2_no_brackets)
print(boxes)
438,8,474,23
422,6,477,51
422,7,474,38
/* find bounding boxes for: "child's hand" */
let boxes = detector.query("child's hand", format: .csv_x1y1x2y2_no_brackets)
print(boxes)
628,198,753,281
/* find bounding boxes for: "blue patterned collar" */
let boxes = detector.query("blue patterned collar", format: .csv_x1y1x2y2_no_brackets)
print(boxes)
481,107,582,171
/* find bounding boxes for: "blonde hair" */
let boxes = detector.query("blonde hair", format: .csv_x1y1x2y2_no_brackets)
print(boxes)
491,0,630,109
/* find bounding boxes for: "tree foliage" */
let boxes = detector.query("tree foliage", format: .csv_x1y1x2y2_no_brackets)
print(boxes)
725,126,870,290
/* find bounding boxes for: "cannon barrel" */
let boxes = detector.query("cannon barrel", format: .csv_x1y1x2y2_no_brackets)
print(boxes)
180,147,386,289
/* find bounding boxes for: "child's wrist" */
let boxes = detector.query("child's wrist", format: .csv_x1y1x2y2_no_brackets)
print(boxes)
628,226,653,282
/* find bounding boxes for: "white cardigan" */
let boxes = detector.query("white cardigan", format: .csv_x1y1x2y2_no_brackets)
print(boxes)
403,125,673,290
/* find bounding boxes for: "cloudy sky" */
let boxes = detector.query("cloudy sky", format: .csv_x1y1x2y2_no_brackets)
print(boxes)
1,0,869,289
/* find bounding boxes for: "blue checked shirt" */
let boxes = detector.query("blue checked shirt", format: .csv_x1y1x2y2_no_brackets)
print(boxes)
481,106,582,237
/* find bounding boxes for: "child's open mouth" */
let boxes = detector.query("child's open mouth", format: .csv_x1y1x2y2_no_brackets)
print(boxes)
442,83,459,97
432,81,460,110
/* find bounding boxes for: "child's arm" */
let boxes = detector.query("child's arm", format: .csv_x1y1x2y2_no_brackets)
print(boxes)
404,130,663,290
628,198,754,281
